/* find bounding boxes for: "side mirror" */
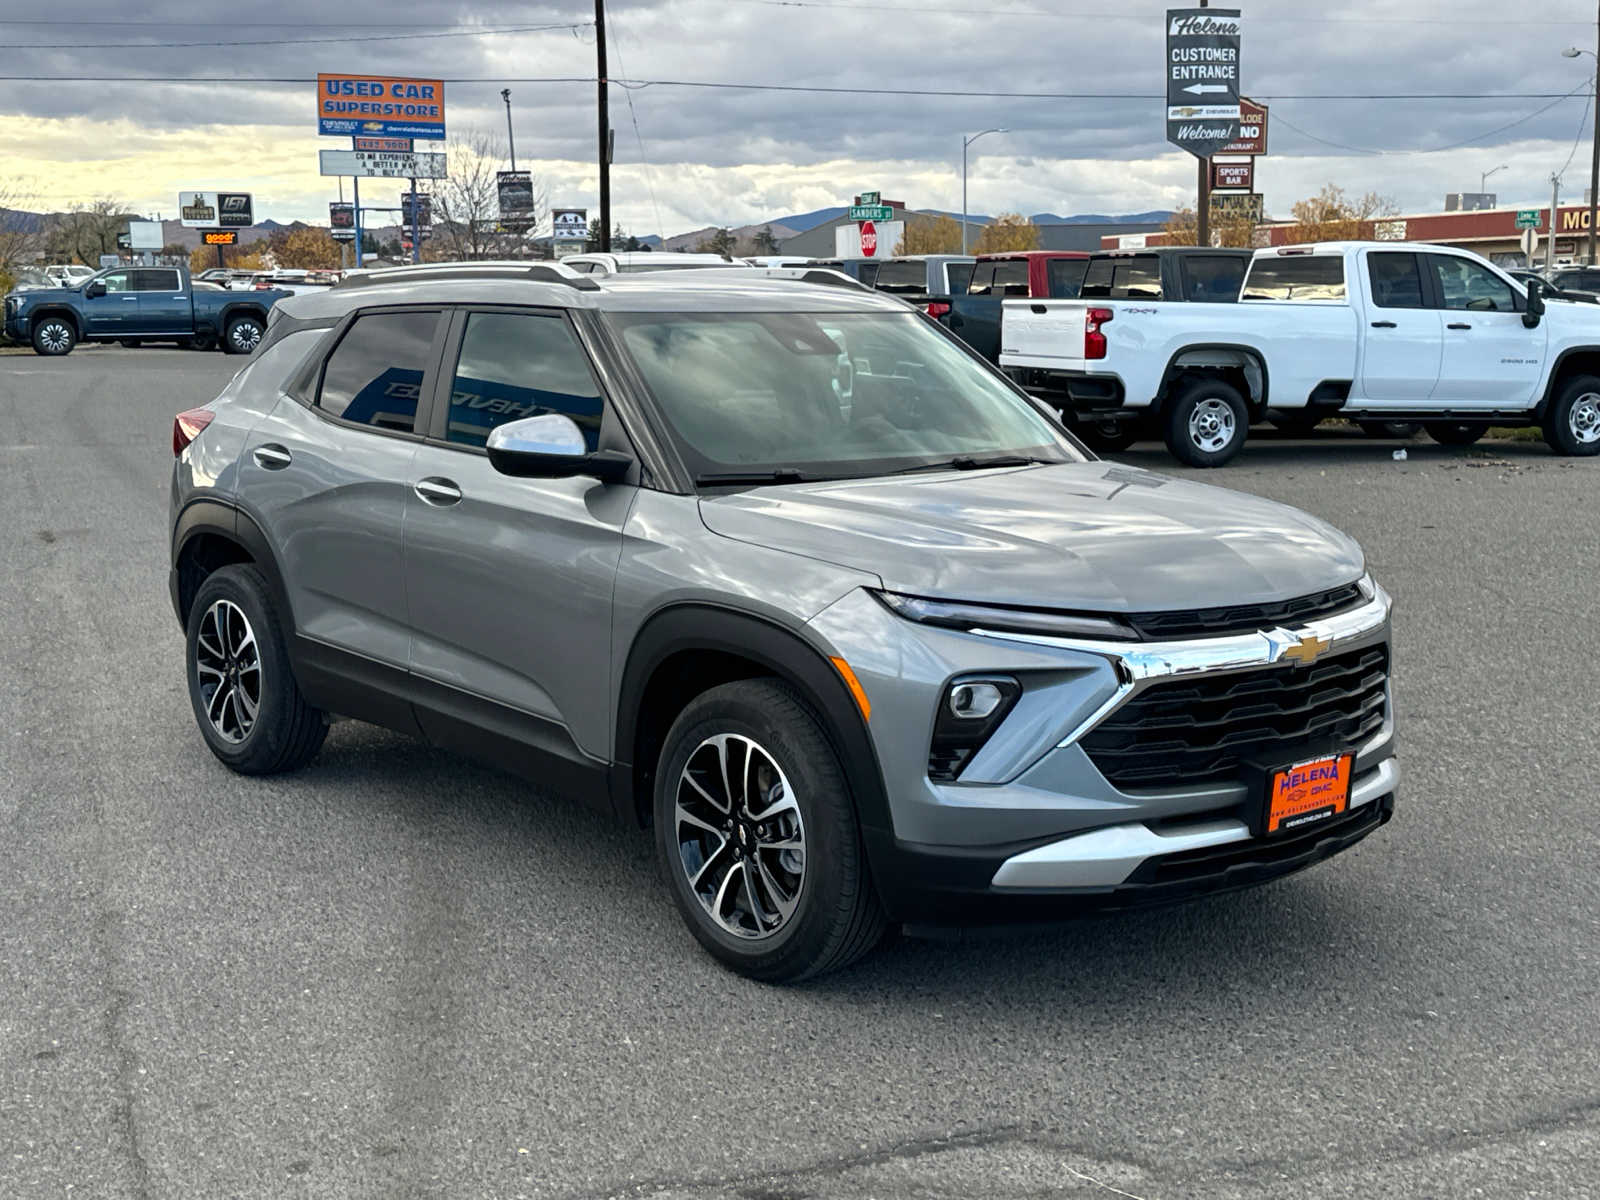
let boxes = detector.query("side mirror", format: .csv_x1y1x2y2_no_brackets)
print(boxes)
486,413,631,483
85,281,106,298
1524,278,1545,328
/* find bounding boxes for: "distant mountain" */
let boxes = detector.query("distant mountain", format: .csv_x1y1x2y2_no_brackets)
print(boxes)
768,207,1176,232
769,206,848,233
662,220,800,253
1029,211,1175,225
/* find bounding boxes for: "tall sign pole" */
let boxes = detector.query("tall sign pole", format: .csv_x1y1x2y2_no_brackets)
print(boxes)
1590,0,1599,263
595,0,612,252
1166,4,1242,247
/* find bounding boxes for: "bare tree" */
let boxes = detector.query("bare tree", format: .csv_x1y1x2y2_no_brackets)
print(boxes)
0,176,47,285
45,198,140,266
426,132,547,262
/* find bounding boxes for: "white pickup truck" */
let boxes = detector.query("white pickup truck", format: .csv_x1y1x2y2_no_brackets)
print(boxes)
999,240,1600,466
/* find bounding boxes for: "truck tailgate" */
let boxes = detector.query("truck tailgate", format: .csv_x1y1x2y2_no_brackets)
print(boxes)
999,300,1087,367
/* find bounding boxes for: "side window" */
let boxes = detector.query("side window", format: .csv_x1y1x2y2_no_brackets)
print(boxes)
1430,256,1516,312
946,262,974,295
317,310,439,433
1182,256,1247,302
1080,258,1115,298
993,261,1030,297
99,271,133,294
1110,257,1161,299
1045,258,1087,298
967,264,997,295
1367,253,1427,308
446,311,603,450
135,269,181,292
1242,254,1347,301
1581,271,1600,291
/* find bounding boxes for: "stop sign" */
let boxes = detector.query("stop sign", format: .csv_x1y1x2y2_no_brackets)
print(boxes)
860,220,877,257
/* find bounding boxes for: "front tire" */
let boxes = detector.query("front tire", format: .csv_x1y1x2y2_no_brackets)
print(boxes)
1424,421,1487,447
223,315,264,355
654,679,886,982
185,564,327,775
31,318,76,356
119,339,142,348
1542,373,1600,456
1164,376,1248,467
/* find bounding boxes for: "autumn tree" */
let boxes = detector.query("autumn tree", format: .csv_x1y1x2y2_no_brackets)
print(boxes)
974,213,1041,254
1285,185,1396,243
893,214,961,255
189,245,266,275
273,227,341,270
428,131,546,262
1163,206,1258,248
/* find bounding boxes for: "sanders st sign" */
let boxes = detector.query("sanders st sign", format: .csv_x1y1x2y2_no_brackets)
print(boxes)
1166,7,1242,158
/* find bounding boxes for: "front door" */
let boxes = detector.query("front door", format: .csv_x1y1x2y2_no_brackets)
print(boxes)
133,267,189,335
239,307,444,670
81,270,137,336
1426,254,1547,409
402,307,633,764
1356,250,1442,406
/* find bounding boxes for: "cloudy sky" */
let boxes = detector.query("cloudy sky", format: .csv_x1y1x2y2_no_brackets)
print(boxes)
2,0,1599,237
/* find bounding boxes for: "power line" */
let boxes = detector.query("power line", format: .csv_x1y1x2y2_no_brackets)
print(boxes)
10,21,591,50
706,0,1600,24
1558,81,1596,178
607,34,666,242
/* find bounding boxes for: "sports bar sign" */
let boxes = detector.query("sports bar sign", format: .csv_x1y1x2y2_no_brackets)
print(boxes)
317,73,445,140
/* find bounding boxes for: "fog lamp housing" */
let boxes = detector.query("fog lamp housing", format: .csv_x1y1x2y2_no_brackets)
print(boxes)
929,676,1021,782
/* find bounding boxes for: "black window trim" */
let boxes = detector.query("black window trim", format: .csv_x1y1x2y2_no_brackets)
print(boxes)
303,303,451,443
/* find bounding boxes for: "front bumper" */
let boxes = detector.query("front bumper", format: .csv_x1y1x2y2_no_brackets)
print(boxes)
4,312,29,343
809,584,1397,925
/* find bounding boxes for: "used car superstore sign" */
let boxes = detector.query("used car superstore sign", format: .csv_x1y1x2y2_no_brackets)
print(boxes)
317,73,446,140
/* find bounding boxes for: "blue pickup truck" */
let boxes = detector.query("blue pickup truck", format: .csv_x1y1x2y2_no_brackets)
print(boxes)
3,264,289,356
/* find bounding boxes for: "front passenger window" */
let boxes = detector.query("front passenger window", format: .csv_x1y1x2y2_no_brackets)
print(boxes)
1431,257,1516,312
446,312,603,449
317,310,439,433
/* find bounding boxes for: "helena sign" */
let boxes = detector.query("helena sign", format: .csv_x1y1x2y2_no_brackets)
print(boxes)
1166,7,1243,158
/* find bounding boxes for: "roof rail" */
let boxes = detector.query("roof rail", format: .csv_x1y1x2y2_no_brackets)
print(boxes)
335,263,601,291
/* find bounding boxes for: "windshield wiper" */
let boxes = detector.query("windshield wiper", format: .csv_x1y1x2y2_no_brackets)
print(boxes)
891,454,1053,475
695,468,820,486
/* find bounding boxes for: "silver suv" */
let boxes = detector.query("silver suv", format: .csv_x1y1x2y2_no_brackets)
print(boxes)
168,263,1398,981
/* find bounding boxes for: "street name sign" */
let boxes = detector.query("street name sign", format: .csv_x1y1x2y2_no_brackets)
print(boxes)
318,149,447,179
849,205,893,221
1166,7,1242,158
1515,209,1542,230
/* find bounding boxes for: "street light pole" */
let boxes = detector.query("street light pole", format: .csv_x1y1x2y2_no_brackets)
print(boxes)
961,128,1008,255
1562,32,1600,262
1479,164,1507,194
502,88,516,172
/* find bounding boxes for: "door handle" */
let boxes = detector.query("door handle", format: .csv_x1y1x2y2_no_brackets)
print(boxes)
1370,320,1397,328
122,296,138,302
1030,304,1049,314
413,477,462,506
1447,322,1472,330
252,444,292,470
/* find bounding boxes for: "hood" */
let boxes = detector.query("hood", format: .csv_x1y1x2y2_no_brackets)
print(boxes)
699,461,1364,613
6,284,80,302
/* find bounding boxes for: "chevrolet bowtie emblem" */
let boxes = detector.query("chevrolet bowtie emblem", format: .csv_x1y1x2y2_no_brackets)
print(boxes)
1280,632,1331,665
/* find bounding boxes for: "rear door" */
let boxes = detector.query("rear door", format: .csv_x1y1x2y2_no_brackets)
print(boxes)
133,267,189,335
1426,254,1546,408
401,307,632,762
1356,250,1443,405
240,307,445,670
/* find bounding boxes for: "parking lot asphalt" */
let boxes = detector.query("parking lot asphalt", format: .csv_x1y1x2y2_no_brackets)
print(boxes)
2,345,1599,1199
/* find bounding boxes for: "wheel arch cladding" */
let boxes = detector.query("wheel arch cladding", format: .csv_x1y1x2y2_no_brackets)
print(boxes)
1163,345,1268,415
30,307,80,336
1541,351,1600,415
171,502,292,632
615,605,891,834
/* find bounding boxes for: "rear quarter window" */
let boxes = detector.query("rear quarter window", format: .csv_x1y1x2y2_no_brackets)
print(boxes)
1081,256,1161,300
871,260,931,294
1242,255,1347,302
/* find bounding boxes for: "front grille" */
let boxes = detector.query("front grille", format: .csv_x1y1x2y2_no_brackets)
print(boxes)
1081,644,1388,790
1124,582,1364,641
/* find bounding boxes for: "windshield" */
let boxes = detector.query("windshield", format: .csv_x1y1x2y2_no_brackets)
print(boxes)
609,310,1083,481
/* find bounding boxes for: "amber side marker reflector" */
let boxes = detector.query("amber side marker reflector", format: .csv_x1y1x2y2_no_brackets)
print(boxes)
830,656,871,722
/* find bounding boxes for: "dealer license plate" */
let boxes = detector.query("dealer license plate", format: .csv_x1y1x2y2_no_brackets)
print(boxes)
1265,754,1352,836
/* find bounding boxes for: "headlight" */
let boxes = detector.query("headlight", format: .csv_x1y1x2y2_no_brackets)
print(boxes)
1356,571,1377,601
873,590,1138,642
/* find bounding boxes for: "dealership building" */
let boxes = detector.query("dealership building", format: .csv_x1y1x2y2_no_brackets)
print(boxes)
1104,203,1600,267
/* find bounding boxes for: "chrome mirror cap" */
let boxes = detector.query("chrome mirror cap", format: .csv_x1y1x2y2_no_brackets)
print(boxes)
486,413,587,458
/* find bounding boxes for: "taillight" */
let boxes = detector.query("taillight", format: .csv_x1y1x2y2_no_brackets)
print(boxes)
925,301,951,319
1085,307,1113,360
173,408,214,456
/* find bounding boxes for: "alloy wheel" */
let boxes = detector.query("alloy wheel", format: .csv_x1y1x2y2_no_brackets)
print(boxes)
231,322,262,352
195,599,262,744
38,323,71,353
674,733,806,940
1570,392,1600,445
1188,397,1237,454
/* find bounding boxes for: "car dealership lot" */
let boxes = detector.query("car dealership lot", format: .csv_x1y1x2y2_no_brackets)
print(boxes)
3,348,1599,1198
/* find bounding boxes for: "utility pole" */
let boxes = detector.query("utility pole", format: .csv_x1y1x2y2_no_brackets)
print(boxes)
1194,0,1211,248
1590,0,1599,263
354,176,363,269
1549,174,1561,274
502,88,517,172
410,177,420,264
595,0,612,251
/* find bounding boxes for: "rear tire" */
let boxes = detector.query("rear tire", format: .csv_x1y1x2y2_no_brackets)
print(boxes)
185,564,327,775
1542,373,1600,456
1272,411,1323,437
223,315,264,355
1424,421,1487,447
1164,376,1248,467
1359,420,1421,439
31,318,76,356
1074,417,1140,454
654,678,886,982
119,339,142,348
